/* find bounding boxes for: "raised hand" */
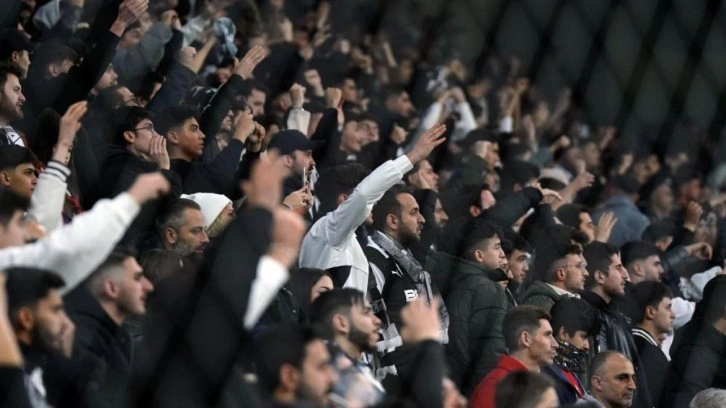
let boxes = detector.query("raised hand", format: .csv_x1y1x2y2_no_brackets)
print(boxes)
283,185,314,215
246,122,267,153
148,135,170,170
242,150,290,211
324,87,342,109
233,109,255,143
595,211,618,243
127,172,171,204
399,297,442,344
234,46,267,80
55,101,88,165
389,124,407,146
290,83,306,109
406,124,447,165
686,242,713,260
114,0,148,31
268,206,307,268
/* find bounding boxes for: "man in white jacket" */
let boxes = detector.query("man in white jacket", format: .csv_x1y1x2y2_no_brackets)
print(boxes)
299,123,447,295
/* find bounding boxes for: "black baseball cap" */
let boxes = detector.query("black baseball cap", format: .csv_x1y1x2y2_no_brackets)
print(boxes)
0,29,35,60
267,130,323,155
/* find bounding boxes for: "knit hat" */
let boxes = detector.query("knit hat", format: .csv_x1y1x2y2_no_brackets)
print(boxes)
180,193,232,229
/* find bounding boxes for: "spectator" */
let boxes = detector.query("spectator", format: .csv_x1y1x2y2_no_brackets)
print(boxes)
0,145,39,198
0,63,27,146
287,268,333,322
267,129,320,198
592,174,650,247
180,192,234,239
690,389,726,408
557,204,617,244
543,297,598,405
503,234,532,301
494,371,559,408
430,219,508,395
520,243,586,312
470,305,558,407
584,351,637,408
626,281,674,406
0,29,33,77
156,198,209,257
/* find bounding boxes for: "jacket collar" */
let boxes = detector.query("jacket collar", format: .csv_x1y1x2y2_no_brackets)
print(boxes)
64,286,123,336
632,327,658,347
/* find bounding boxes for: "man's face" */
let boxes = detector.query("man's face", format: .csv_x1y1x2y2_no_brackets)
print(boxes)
433,198,449,229
172,118,206,159
0,73,25,122
640,255,664,283
95,65,118,92
289,150,315,177
120,27,143,48
247,89,266,117
578,212,596,243
476,236,506,271
340,121,364,153
507,249,530,284
128,118,156,157
360,119,379,145
582,142,601,170
559,254,588,292
418,160,440,192
484,143,500,171
298,339,336,405
602,254,629,297
0,210,28,248
30,289,68,354
651,183,674,214
341,79,358,103
528,319,558,366
2,163,38,198
593,355,636,408
389,91,414,117
117,87,139,107
392,193,425,247
346,300,381,353
561,329,590,352
115,257,154,317
13,50,31,76
651,296,675,335
168,209,210,256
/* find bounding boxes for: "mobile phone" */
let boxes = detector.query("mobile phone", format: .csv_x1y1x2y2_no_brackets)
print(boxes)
302,167,308,187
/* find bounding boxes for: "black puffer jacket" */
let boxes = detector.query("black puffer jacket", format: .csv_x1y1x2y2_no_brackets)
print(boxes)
429,251,508,396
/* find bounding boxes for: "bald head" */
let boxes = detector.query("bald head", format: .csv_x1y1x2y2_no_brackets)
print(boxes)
590,351,636,408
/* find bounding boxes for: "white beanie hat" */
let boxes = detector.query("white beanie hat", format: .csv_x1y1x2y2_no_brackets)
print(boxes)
181,193,232,229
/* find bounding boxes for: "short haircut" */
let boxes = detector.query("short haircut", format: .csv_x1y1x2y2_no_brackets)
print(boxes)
288,268,332,318
502,305,551,352
538,177,567,192
371,185,413,232
30,39,75,72
86,246,138,296
157,198,202,236
690,388,726,408
139,248,185,285
154,105,200,136
114,106,152,146
315,163,369,215
583,242,620,289
495,371,555,408
0,187,29,227
626,281,672,324
502,234,533,257
253,324,320,394
6,267,65,321
446,184,489,221
620,241,661,268
0,145,39,170
641,221,677,244
381,84,407,101
499,160,539,191
589,351,629,387
462,219,502,260
556,204,589,231
550,297,598,338
695,275,726,323
541,244,583,283
0,62,24,90
309,288,365,340
241,79,269,97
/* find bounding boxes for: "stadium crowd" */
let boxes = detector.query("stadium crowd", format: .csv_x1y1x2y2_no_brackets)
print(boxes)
1,0,726,407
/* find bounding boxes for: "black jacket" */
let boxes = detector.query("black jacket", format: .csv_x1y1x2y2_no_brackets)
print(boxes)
170,139,244,198
582,291,653,408
65,287,134,408
542,364,585,405
632,329,669,407
663,318,726,408
428,251,508,396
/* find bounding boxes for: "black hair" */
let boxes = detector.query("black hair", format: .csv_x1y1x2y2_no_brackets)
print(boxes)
695,275,726,323
315,163,369,215
620,241,661,268
583,242,620,289
253,324,320,394
542,244,583,283
309,288,365,340
0,62,24,90
0,145,39,170
641,221,677,245
371,185,413,232
30,39,75,73
538,177,567,192
499,160,539,192
550,297,598,338
502,305,551,352
288,268,333,321
556,204,589,231
156,198,202,237
241,79,269,97
154,105,200,136
0,187,29,227
6,267,65,320
139,249,185,285
462,219,502,260
626,281,672,325
114,106,152,146
495,371,555,408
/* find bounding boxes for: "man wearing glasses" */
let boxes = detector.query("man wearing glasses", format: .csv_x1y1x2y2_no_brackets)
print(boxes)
521,244,589,313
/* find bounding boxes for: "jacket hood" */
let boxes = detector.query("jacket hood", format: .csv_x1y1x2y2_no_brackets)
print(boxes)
64,286,120,337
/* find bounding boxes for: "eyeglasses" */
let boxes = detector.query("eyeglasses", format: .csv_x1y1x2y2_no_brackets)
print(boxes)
133,123,155,133
561,262,588,271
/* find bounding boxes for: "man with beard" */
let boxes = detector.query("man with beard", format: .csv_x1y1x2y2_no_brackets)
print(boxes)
5,267,74,406
309,289,384,406
267,128,321,199
0,63,27,147
64,247,154,407
585,351,637,408
365,185,449,379
156,198,210,257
